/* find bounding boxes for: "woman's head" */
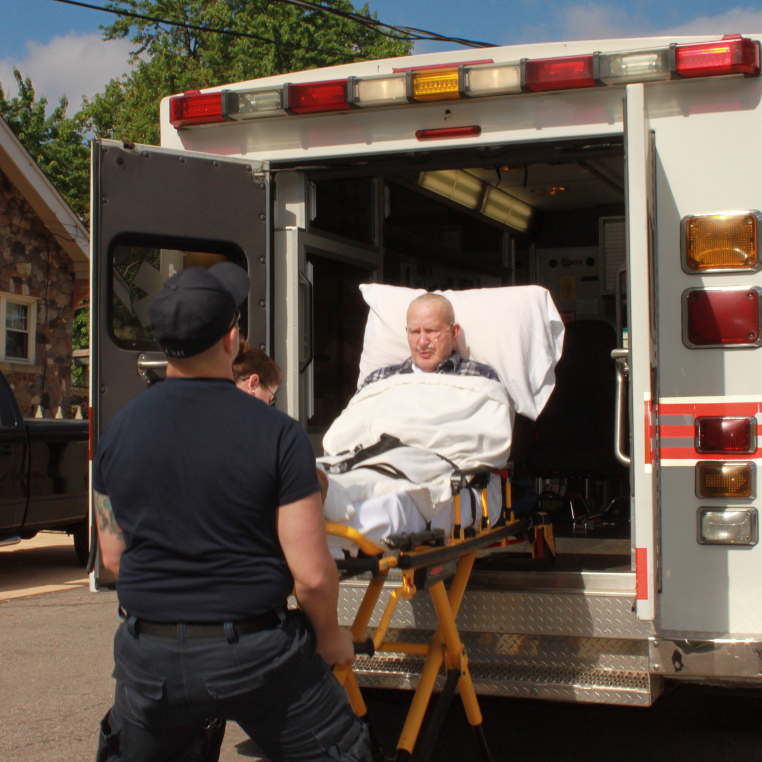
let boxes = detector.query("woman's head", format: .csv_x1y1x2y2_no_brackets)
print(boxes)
232,339,282,405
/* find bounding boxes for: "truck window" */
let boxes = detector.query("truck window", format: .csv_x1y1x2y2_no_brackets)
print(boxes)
310,177,375,246
109,241,246,351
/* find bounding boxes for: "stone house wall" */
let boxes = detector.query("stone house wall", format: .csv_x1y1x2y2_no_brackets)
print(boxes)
0,167,76,417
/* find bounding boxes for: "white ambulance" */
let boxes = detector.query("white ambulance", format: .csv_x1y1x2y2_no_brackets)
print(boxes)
92,32,762,707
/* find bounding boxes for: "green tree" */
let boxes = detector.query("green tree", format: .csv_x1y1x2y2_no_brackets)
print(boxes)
0,69,90,220
81,0,412,145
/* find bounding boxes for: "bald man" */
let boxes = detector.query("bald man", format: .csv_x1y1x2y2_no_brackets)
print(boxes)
358,293,498,391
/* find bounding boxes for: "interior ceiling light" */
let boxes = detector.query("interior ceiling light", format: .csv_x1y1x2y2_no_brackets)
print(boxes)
533,186,568,196
418,170,534,233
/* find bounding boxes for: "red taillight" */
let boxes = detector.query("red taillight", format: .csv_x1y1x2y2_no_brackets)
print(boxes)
524,55,596,92
287,80,350,114
696,417,756,454
683,287,761,347
676,35,761,78
415,126,482,141
169,90,228,127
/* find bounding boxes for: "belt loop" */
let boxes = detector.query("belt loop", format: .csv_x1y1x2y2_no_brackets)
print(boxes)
224,622,239,644
126,613,140,638
177,622,187,647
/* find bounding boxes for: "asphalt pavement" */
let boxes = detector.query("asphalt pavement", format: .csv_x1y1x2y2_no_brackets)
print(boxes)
4,534,762,761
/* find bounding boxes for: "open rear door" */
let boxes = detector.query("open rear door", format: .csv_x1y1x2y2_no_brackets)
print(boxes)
90,139,269,585
624,84,658,620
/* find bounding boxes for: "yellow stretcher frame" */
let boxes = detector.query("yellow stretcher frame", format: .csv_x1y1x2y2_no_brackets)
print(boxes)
325,471,554,762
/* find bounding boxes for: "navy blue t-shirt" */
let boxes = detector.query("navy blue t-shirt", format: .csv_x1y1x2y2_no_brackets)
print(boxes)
92,377,320,622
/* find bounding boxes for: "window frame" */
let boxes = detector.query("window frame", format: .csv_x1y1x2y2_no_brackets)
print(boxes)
0,292,38,365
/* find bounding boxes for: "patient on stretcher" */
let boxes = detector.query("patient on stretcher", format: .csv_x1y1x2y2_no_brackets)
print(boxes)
318,286,565,557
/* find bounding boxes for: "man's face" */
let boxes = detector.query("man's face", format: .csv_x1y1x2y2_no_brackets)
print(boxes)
406,302,460,372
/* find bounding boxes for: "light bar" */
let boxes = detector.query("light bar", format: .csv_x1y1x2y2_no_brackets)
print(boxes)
698,507,758,545
464,63,522,97
350,74,408,107
696,461,754,498
696,417,757,454
676,35,761,79
598,48,672,84
224,88,286,120
683,286,762,348
288,80,350,114
682,211,761,273
523,54,597,92
411,68,461,102
169,90,228,128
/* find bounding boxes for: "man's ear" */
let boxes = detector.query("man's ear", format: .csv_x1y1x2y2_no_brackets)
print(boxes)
222,326,240,360
451,322,462,342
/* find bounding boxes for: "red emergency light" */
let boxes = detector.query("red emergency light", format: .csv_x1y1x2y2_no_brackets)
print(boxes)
288,80,350,114
169,90,228,128
696,417,756,454
523,55,597,92
683,287,761,347
676,35,761,78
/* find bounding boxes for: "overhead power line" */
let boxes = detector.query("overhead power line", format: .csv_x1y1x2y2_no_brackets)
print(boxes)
49,0,497,54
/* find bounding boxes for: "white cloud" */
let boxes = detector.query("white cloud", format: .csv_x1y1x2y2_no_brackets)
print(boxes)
0,32,134,110
508,4,762,45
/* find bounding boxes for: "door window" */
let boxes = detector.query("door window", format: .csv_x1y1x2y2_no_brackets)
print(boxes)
109,241,245,351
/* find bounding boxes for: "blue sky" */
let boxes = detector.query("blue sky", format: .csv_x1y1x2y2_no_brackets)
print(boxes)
1,0,761,109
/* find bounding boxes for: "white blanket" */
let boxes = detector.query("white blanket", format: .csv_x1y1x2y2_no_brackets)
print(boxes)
319,373,513,524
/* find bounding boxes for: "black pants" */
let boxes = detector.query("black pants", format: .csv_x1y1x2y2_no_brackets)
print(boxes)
96,609,371,762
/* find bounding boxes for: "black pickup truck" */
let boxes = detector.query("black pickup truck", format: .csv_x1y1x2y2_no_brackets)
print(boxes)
0,372,89,564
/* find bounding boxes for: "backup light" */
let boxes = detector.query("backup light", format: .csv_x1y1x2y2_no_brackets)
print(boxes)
411,68,461,101
523,54,597,92
598,48,673,84
350,74,408,107
225,88,286,120
698,507,758,545
683,286,762,347
696,417,756,454
696,461,754,498
464,63,522,96
169,90,228,128
676,35,761,78
682,211,761,272
288,80,350,114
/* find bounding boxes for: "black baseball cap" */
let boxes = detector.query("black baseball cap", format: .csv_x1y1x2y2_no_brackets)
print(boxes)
148,262,250,358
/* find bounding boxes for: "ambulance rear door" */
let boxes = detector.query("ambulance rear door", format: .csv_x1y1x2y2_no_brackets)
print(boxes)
90,139,270,584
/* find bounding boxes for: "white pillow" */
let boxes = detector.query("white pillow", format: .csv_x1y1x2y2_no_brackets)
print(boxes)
358,283,564,420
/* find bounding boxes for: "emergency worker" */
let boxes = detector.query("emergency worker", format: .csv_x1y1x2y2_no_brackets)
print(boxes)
93,262,371,761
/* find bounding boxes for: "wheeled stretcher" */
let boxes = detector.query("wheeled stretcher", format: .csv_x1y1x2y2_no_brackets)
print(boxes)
328,468,555,762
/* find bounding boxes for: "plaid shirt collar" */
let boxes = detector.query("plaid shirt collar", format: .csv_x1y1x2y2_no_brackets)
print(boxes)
403,352,461,374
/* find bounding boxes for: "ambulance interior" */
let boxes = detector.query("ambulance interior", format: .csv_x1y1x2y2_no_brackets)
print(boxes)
282,135,631,573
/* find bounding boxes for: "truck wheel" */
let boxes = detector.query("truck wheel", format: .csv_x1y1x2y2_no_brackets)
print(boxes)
71,521,90,567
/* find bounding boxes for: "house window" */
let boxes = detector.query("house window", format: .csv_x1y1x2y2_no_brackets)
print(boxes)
0,293,37,364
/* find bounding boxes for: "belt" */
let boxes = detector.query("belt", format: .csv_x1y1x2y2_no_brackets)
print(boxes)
136,610,281,639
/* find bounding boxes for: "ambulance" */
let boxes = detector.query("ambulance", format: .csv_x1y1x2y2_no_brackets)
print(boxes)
91,32,762,707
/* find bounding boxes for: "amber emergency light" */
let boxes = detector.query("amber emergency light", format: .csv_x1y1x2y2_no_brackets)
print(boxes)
696,461,754,498
682,211,761,272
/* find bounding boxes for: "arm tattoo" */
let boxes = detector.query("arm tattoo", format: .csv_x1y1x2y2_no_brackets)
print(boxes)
94,491,124,543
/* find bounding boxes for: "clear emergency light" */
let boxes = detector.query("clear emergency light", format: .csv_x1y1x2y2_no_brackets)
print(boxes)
682,286,762,348
696,461,755,498
682,211,761,272
170,35,761,129
697,508,758,545
695,417,757,454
